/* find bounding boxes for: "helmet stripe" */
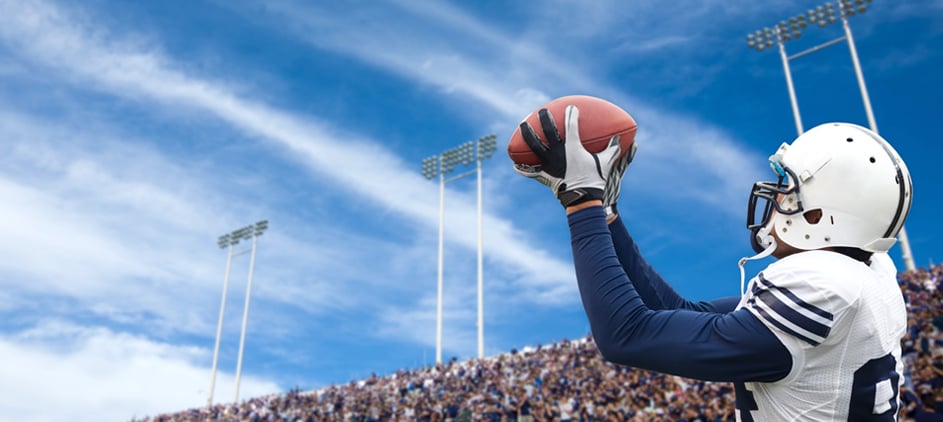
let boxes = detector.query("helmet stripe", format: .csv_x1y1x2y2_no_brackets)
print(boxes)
869,134,909,239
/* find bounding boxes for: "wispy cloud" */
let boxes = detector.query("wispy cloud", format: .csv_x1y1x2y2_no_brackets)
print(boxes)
0,2,599,387
248,0,768,215
0,0,770,361
0,0,583,299
0,110,224,324
615,35,693,53
0,320,280,421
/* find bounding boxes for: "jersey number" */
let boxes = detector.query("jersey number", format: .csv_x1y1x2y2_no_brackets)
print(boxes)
737,353,900,421
849,353,900,421
734,382,758,422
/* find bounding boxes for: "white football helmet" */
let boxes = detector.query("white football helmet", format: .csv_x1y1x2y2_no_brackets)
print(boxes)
747,122,913,254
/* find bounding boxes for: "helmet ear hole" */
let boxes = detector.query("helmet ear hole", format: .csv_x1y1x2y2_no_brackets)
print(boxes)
803,209,823,225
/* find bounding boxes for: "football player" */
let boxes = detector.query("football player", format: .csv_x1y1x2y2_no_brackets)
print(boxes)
514,104,913,421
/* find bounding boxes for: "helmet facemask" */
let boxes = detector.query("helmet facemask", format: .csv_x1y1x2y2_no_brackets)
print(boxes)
747,156,802,254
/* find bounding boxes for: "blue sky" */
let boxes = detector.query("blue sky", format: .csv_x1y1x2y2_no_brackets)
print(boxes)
0,0,940,420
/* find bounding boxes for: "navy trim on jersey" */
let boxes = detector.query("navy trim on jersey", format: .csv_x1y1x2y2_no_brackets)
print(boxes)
568,207,792,383
754,289,831,338
757,274,834,321
749,274,834,346
748,300,822,346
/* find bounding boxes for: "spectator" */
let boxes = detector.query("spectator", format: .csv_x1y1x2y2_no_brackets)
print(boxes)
139,264,943,422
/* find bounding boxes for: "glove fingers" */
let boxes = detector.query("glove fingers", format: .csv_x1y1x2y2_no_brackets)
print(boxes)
563,105,583,152
604,138,637,215
514,164,560,191
607,134,620,149
519,121,550,159
513,163,541,178
566,105,589,160
598,135,622,168
609,137,637,179
538,108,562,146
624,140,639,166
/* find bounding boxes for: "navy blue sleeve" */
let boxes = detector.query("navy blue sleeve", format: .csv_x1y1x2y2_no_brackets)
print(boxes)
608,215,739,313
569,206,791,383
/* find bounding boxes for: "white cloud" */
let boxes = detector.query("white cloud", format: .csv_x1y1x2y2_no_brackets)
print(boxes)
0,320,280,422
0,110,238,333
375,287,478,355
249,0,768,216
0,0,586,305
2,0,771,368
615,35,692,53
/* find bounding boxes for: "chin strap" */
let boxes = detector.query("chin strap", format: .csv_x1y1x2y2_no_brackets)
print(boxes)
738,228,777,296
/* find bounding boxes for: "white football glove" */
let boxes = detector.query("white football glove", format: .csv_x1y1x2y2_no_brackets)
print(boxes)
602,140,638,218
513,105,622,208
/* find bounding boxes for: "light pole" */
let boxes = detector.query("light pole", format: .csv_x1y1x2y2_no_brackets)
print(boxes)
475,135,497,359
746,10,809,136
207,234,234,408
421,134,497,363
422,155,446,365
207,220,268,406
233,220,268,403
745,0,916,271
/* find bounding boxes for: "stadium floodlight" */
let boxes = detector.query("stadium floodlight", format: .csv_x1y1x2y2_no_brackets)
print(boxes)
217,234,230,249
745,0,915,271
207,220,268,407
421,156,438,180
233,220,268,403
420,134,496,363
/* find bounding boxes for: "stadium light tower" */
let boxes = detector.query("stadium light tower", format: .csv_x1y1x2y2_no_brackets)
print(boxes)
233,220,268,403
746,0,915,271
207,233,235,408
421,134,497,363
207,220,268,407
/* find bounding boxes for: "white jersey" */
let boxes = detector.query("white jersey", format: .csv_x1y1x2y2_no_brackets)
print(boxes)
735,250,907,421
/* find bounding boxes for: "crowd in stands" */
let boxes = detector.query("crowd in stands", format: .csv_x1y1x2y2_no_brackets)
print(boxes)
898,264,943,421
139,263,943,422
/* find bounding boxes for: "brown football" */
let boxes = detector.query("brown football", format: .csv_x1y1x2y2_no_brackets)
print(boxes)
508,95,637,166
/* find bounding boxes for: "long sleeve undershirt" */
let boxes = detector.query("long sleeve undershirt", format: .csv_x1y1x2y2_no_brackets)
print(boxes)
568,206,791,383
608,214,741,313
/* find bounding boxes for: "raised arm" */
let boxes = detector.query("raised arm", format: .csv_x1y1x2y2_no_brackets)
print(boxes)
569,205,791,382
607,214,740,312
510,104,789,381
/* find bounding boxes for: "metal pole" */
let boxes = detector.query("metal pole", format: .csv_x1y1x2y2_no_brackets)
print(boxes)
841,14,916,271
777,30,804,136
233,233,259,402
207,243,234,407
898,227,916,272
476,143,484,359
436,166,445,364
842,16,878,132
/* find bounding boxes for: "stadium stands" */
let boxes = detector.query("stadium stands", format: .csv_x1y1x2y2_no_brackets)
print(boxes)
137,264,943,421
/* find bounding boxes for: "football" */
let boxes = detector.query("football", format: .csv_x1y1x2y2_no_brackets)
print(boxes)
507,95,637,166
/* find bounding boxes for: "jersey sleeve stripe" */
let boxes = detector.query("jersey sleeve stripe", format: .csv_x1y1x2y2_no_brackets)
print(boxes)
757,274,834,320
754,289,832,339
748,299,822,346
